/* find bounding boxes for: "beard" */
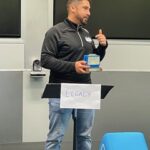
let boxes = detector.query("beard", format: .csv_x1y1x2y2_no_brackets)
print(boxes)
77,15,90,26
82,17,89,25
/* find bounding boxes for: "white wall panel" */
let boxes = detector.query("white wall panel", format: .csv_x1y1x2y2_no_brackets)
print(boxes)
23,70,49,142
0,44,24,69
101,40,150,71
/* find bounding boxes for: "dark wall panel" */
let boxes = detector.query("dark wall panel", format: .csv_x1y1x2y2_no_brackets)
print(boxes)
54,0,150,39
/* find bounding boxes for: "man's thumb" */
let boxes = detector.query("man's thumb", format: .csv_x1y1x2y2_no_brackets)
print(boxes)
99,29,102,34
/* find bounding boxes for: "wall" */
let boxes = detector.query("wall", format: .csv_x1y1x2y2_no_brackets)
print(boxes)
91,71,150,149
0,0,150,149
101,40,150,71
0,71,22,144
0,0,49,144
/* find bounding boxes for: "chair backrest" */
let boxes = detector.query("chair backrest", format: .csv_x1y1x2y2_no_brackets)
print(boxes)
99,132,148,150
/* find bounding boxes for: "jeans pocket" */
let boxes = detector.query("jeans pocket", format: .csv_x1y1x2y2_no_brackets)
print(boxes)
49,98,72,114
49,99,60,112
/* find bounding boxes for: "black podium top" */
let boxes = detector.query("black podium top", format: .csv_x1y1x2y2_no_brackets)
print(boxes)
42,83,113,99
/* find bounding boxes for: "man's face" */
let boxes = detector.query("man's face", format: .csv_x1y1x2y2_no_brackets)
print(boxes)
73,0,91,25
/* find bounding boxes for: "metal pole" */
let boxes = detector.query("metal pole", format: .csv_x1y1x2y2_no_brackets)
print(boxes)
73,109,77,150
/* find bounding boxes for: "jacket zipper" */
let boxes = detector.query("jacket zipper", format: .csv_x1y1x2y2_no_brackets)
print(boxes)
77,26,84,47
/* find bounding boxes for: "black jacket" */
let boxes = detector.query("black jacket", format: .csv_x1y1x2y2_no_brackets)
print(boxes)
41,19,108,83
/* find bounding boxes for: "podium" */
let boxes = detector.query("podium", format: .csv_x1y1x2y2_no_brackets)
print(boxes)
42,83,113,150
42,83,113,99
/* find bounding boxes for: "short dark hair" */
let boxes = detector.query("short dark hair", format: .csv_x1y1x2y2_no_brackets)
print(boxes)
67,0,91,10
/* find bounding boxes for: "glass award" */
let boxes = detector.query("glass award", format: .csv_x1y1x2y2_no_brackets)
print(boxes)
84,54,100,71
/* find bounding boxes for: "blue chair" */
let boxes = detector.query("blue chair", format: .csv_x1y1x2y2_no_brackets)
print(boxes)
99,132,148,150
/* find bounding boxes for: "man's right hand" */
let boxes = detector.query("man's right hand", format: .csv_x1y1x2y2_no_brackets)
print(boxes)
75,60,90,74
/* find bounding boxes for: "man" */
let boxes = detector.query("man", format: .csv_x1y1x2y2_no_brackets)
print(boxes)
41,0,108,149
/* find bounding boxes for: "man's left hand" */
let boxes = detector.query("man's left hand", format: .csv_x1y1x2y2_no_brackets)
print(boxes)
95,29,107,46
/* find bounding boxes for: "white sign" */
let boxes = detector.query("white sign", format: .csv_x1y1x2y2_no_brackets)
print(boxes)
60,83,101,109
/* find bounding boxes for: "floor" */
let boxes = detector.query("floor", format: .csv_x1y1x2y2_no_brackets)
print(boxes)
0,142,99,150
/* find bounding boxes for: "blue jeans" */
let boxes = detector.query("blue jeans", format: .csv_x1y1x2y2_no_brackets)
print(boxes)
45,98,95,150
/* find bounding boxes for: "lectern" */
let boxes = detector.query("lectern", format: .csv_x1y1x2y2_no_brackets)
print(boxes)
42,83,113,150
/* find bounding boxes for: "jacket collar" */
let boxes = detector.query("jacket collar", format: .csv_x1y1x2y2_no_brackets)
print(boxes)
64,18,82,31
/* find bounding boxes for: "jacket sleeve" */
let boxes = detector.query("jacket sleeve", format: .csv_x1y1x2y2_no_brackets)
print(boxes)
41,28,75,73
93,41,108,61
